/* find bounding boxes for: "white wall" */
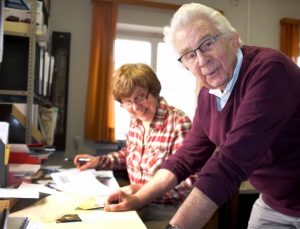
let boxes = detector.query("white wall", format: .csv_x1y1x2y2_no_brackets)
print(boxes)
49,0,300,157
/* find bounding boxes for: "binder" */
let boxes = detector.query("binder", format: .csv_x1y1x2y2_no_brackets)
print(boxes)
7,216,30,229
0,140,9,187
0,208,8,229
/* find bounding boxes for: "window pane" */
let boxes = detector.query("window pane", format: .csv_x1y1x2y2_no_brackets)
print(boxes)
114,39,151,140
157,42,196,119
115,39,151,68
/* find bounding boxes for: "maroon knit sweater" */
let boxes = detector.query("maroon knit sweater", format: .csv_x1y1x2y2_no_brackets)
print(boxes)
163,46,300,217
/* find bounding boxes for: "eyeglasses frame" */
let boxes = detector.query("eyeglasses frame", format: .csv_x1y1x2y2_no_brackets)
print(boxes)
120,89,150,109
177,33,223,66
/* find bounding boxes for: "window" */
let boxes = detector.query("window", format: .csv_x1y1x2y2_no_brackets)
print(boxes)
114,29,197,140
114,39,151,140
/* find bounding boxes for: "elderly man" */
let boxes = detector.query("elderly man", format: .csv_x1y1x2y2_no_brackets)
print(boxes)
105,3,300,229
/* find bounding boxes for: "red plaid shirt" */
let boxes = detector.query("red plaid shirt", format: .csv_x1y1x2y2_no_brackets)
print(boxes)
97,97,196,204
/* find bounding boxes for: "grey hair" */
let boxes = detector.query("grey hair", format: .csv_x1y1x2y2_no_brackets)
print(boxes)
163,3,242,48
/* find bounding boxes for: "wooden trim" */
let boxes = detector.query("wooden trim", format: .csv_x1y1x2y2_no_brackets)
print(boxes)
94,0,180,10
280,18,300,25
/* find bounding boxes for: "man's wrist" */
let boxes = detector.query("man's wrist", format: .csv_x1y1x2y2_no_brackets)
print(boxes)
165,224,183,229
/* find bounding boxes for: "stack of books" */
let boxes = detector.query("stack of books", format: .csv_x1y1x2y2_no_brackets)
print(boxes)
9,143,54,164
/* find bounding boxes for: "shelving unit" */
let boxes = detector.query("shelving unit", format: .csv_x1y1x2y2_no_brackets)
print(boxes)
0,0,48,144
25,0,36,144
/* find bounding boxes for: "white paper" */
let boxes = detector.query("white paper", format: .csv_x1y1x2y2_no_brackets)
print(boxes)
18,182,58,195
51,169,117,196
0,188,39,198
9,164,41,174
0,121,9,144
10,143,30,153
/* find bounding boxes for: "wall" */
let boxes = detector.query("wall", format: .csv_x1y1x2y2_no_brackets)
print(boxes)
49,0,300,158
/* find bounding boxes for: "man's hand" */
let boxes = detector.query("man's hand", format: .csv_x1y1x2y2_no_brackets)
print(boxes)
121,184,143,195
104,189,142,212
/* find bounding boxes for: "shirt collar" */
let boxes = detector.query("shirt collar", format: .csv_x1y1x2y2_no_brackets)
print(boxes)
209,48,243,98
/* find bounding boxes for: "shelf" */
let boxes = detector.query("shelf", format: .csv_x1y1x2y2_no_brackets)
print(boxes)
0,90,28,96
1,0,51,144
0,94,52,107
4,21,47,42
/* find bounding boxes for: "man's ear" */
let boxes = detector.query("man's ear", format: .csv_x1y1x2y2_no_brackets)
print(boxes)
230,32,240,49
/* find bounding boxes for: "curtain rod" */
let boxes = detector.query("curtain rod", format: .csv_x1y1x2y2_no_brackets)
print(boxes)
94,0,181,10
280,18,300,25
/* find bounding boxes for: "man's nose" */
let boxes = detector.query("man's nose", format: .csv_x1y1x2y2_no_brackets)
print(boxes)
195,50,210,67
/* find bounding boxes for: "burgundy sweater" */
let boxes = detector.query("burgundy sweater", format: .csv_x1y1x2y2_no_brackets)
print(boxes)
163,46,300,217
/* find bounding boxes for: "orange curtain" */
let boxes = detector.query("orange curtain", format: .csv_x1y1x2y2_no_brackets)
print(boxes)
85,0,180,142
85,0,117,142
280,18,300,63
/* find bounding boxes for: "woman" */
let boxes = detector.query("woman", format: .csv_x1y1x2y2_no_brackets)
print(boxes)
74,63,196,228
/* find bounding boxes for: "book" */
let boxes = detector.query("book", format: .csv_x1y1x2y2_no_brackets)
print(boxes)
0,208,8,229
0,0,3,63
0,139,9,187
9,143,53,164
7,216,30,229
9,152,42,164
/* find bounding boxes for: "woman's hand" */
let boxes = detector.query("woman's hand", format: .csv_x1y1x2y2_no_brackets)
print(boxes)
73,154,100,171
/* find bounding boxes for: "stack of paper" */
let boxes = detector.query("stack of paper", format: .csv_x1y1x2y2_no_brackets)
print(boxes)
51,169,117,196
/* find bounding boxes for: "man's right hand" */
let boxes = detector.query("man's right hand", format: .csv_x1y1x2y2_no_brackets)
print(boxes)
104,189,143,212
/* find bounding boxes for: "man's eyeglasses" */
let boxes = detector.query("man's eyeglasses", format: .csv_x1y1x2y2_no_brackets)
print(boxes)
121,89,150,109
178,34,223,67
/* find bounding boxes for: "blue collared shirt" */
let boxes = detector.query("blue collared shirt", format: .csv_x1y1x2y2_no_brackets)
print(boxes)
209,48,243,111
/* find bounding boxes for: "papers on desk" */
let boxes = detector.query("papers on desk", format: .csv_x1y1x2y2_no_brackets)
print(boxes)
0,188,39,199
0,180,58,199
50,169,117,196
0,163,43,199
18,182,58,195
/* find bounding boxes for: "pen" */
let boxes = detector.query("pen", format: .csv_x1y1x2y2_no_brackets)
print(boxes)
64,158,91,162
78,158,91,162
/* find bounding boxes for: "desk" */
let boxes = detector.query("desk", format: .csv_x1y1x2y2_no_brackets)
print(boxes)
10,192,146,229
9,151,147,229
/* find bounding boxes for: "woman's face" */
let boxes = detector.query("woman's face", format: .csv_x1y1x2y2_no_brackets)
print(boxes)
121,86,157,122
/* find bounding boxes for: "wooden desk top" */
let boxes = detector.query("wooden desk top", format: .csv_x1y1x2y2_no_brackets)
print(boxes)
9,151,146,229
10,192,146,229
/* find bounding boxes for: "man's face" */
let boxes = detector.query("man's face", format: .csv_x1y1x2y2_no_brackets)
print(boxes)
174,20,239,91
